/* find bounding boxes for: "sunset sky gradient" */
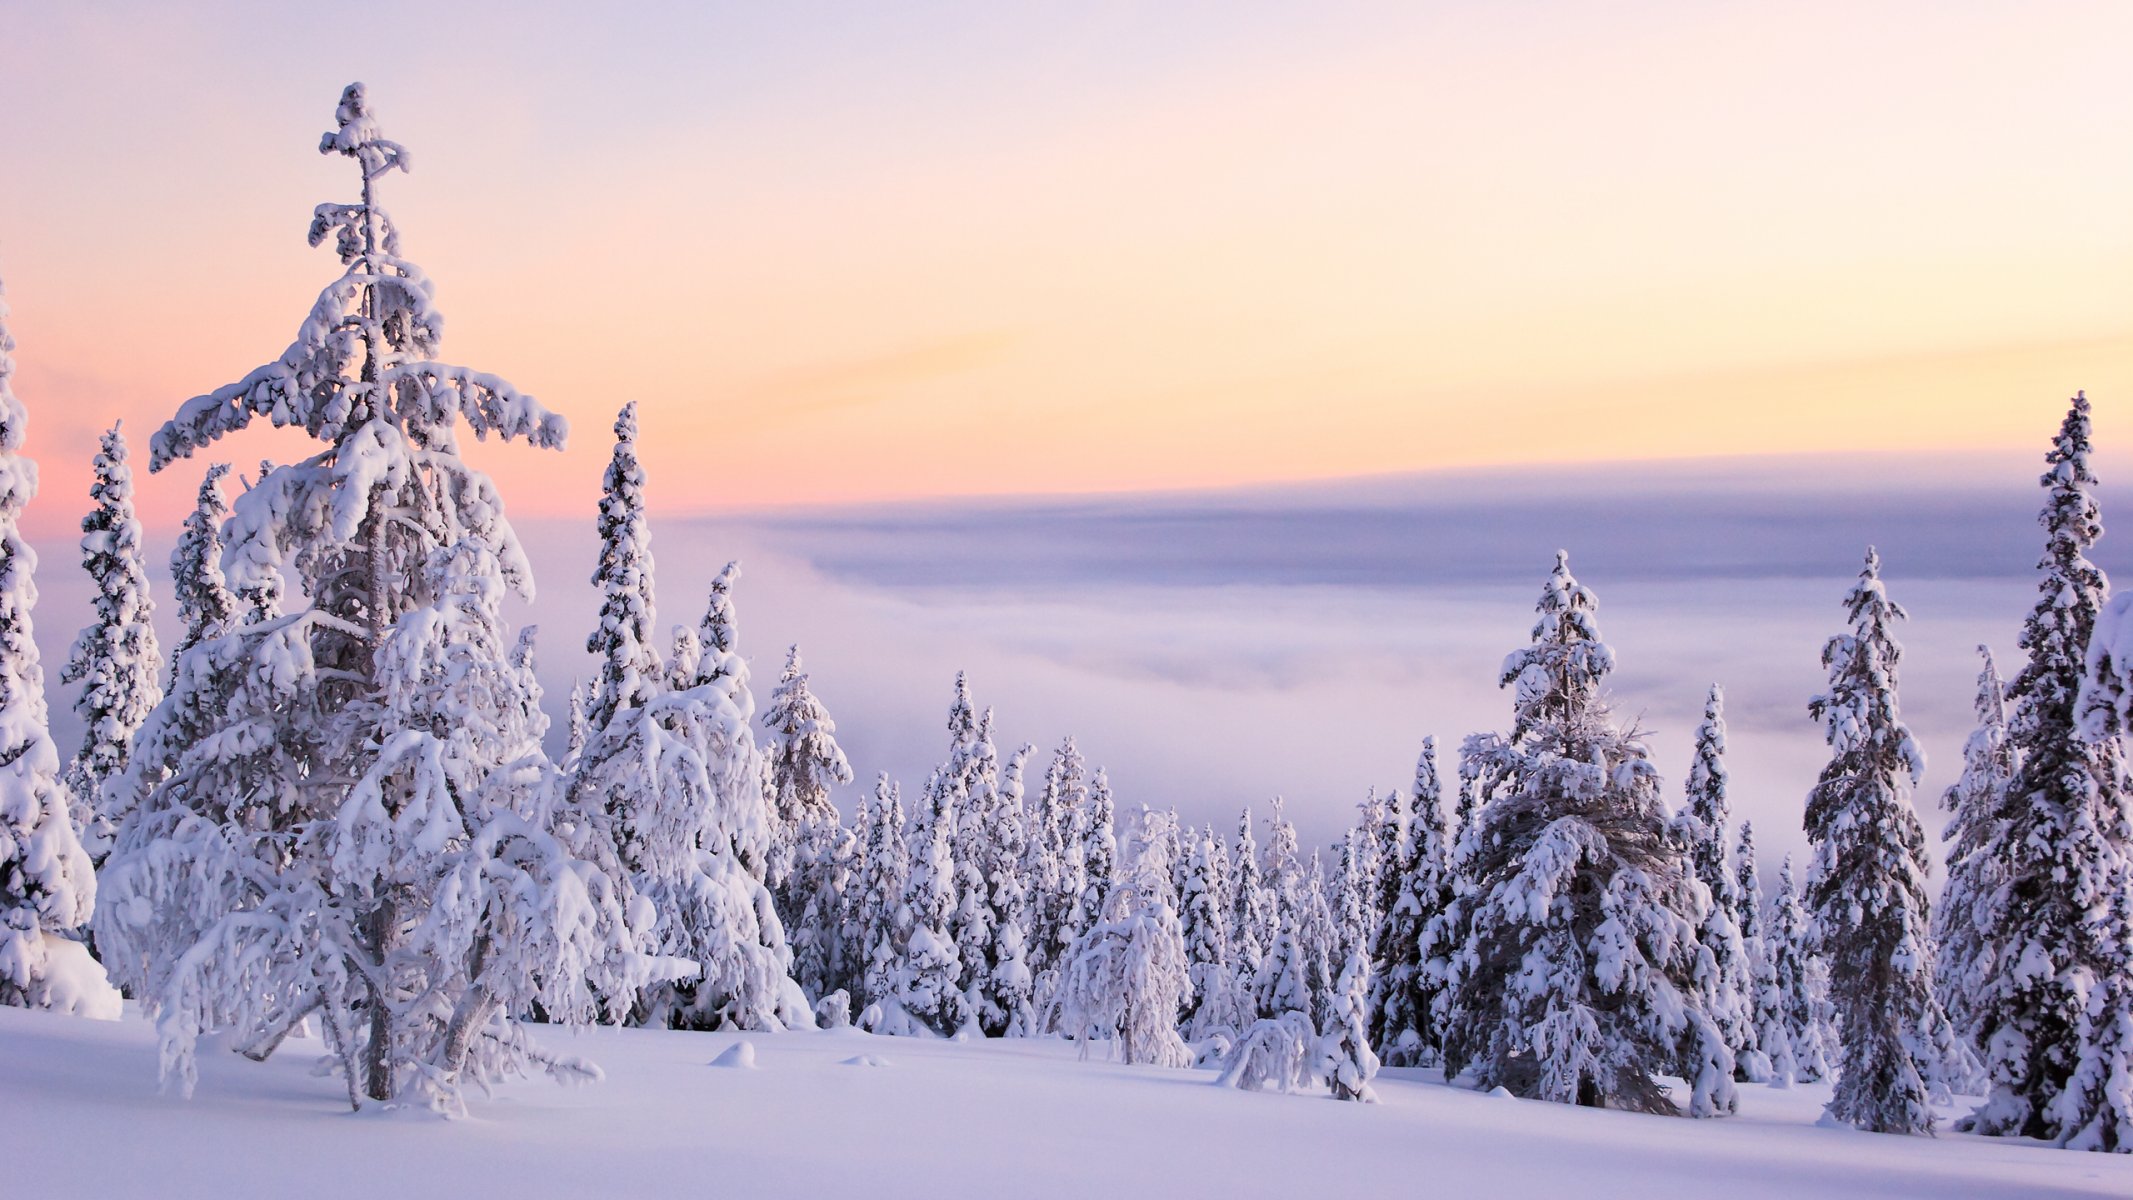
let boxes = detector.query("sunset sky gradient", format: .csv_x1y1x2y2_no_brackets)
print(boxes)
0,1,2127,533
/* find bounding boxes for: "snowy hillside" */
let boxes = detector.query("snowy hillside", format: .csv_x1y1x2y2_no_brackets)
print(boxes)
3,1007,2122,1200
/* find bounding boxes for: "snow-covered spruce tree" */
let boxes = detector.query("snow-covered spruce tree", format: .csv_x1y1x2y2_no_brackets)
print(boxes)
166,463,236,668
1023,735,1088,997
574,573,805,1033
1052,806,1192,1067
1182,823,1247,1042
1435,552,1736,1116
1076,765,1118,932
1962,393,2133,1143
1371,738,1448,1066
853,773,909,1027
96,86,641,1111
1231,805,1274,1009
1316,949,1381,1102
1297,850,1342,1028
1673,685,1762,1081
584,402,660,734
986,744,1039,1036
1936,645,2016,1042
947,702,999,1027
1339,789,1388,963
762,644,853,880
1736,822,1795,1086
1767,855,1831,1083
0,272,107,1017
60,422,162,864
1803,548,1936,1134
896,769,967,1036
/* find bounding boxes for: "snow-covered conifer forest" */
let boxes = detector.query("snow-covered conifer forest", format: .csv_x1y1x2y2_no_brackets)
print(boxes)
1,83,2129,1200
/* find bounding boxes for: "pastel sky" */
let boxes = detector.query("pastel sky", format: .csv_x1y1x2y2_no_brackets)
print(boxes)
0,1,2127,533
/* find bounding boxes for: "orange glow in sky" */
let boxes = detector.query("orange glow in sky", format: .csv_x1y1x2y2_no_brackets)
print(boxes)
0,1,2127,534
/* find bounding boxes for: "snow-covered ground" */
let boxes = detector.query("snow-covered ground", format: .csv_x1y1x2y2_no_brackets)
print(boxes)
6,1007,2124,1199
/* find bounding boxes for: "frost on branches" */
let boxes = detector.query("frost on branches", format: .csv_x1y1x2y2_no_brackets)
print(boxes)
1803,549,1937,1135
1052,806,1192,1067
94,86,641,1113
1936,646,2016,1045
1432,552,1736,1116
0,271,109,1019
1955,393,2133,1148
61,422,162,864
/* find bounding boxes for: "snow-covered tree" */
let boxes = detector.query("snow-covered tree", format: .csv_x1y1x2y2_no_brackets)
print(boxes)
853,773,909,1024
896,770,966,1036
60,422,162,863
1433,552,1736,1116
576,582,804,1032
1372,738,1449,1066
1231,806,1274,1008
1803,548,1936,1134
1051,806,1192,1067
1339,789,1388,962
0,272,107,1018
761,643,853,905
1077,766,1118,931
1673,685,1761,1080
948,703,999,1025
1296,850,1341,1027
1963,393,2133,1145
1767,855,1832,1084
1024,735,1089,995
985,743,1039,1036
1936,645,2016,1042
95,87,641,1111
1736,822,1795,1086
584,402,660,733
1182,823,1247,1042
1315,950,1380,1102
167,463,236,668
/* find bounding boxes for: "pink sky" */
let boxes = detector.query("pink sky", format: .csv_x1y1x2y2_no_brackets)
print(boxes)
0,1,2128,534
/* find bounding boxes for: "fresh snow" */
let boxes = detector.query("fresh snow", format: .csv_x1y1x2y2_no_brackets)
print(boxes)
2,1007,2123,1199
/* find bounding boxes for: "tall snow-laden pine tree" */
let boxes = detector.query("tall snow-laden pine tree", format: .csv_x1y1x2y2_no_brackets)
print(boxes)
1052,806,1192,1067
986,743,1038,1036
1767,855,1832,1084
1936,645,2017,1042
1963,393,2133,1144
1673,686,1762,1080
1372,738,1448,1067
0,272,109,1018
1804,548,1936,1134
166,463,236,668
854,773,910,1026
761,642,854,946
1069,763,1118,954
1315,949,1381,1102
1340,789,1388,963
575,560,804,1033
1182,823,1247,1042
948,701,1000,1026
96,87,640,1111
1736,822,1795,1086
1231,805,1274,1010
61,422,162,863
897,769,966,1036
1024,735,1088,998
1433,552,1736,1116
585,402,660,733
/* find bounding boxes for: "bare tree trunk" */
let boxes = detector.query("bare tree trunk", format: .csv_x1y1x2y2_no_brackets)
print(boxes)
362,896,398,1103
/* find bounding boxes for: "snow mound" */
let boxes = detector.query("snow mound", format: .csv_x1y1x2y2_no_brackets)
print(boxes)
709,1041,757,1069
37,936,122,1021
1487,1086,1516,1100
839,1054,891,1068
